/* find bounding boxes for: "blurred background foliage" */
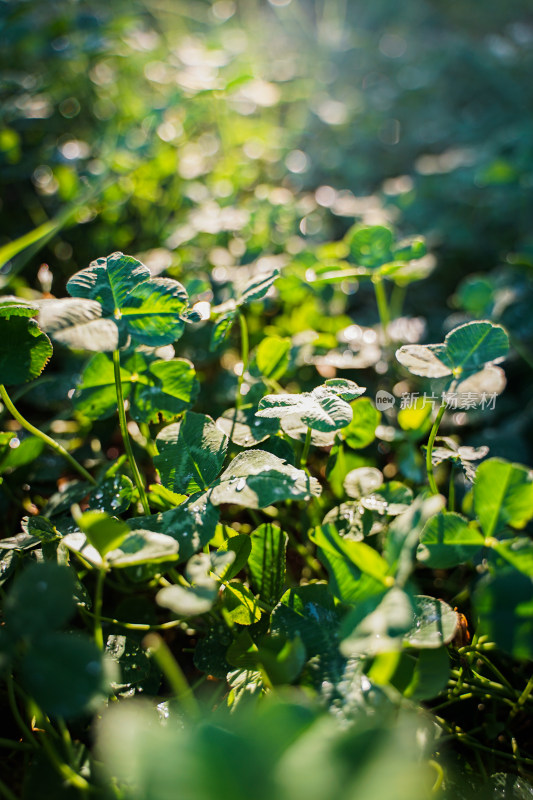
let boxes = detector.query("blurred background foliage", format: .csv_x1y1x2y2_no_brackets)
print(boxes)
2,0,533,518
2,0,533,293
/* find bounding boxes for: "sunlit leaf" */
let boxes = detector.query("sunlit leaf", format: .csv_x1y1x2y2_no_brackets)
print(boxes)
154,412,228,493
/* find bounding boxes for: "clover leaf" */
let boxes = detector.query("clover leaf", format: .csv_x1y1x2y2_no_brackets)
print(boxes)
396,320,509,388
40,252,197,352
0,304,52,385
256,379,365,433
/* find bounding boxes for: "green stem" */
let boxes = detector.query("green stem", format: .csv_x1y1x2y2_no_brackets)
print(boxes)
372,276,391,343
389,283,406,321
448,466,455,511
112,350,150,515
80,607,183,632
0,736,33,751
426,402,446,494
93,569,106,650
509,673,533,720
236,312,249,409
300,426,312,469
0,385,96,485
143,634,200,719
36,727,91,793
6,674,37,749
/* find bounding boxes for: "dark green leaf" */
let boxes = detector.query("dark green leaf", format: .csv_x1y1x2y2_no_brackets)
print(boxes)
248,523,288,605
208,450,321,508
0,305,52,384
216,406,280,447
404,596,458,648
474,458,533,537
418,512,485,568
4,562,76,636
154,412,228,494
342,398,380,449
310,524,391,604
20,633,106,718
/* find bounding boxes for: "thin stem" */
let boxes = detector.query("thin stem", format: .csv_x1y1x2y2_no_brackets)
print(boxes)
0,737,33,751
236,312,249,409
112,350,150,515
80,607,183,632
0,384,96,485
300,426,312,469
6,674,37,749
36,728,91,793
426,402,446,494
509,673,533,721
389,283,406,321
448,466,455,511
93,569,106,650
372,276,391,343
143,633,200,719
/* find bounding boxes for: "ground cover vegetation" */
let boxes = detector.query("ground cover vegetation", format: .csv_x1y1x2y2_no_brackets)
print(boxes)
1,0,533,798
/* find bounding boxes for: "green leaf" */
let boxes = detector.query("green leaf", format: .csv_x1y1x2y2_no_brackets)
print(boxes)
343,467,383,499
223,581,262,625
106,635,153,694
0,305,52,384
154,412,228,494
474,458,533,537
254,335,291,381
237,268,279,306
217,534,252,580
360,482,413,516
271,583,339,656
19,633,106,718
216,406,280,447
474,570,533,660
4,562,76,636
76,353,198,424
0,435,44,474
397,648,450,701
208,450,321,508
119,278,188,346
257,381,364,433
322,502,373,542
77,511,130,558
310,524,391,604
156,583,218,617
248,523,288,605
88,475,134,515
75,352,129,419
418,512,485,568
209,311,236,352
445,321,509,374
66,252,150,310
431,437,489,483
38,297,123,352
385,495,445,586
130,358,199,424
345,225,394,269
342,398,380,449
396,320,509,382
404,596,458,648
66,252,191,347
340,588,415,656
128,494,219,564
489,538,533,578
62,529,179,569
